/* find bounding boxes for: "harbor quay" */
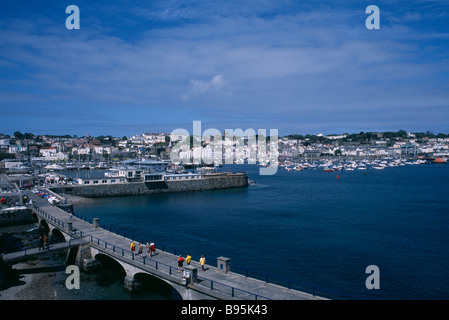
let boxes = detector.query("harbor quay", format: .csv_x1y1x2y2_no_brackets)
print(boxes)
49,172,249,198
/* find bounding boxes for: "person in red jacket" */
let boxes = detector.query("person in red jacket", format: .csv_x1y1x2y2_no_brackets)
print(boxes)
177,255,185,272
150,242,156,257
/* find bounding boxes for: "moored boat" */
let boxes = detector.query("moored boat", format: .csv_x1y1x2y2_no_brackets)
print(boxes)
432,157,447,164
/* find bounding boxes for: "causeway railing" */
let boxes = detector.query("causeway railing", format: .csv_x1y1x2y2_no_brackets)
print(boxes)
88,234,272,300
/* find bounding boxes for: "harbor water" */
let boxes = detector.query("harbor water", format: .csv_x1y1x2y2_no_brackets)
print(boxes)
67,163,449,299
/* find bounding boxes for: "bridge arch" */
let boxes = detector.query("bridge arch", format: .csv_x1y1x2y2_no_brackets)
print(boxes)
35,218,66,243
37,219,50,235
90,251,183,299
88,247,210,300
49,228,66,243
92,253,127,277
31,212,39,224
134,272,183,300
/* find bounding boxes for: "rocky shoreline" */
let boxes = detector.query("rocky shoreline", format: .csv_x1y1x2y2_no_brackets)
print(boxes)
0,223,66,300
64,194,95,205
0,259,63,300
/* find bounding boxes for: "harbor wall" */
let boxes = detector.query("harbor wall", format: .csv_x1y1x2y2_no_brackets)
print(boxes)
0,207,35,227
50,173,248,198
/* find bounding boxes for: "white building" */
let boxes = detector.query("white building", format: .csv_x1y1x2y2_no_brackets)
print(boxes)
326,134,347,140
2,160,24,170
76,177,127,185
120,159,168,172
72,146,92,155
0,139,10,147
93,146,112,154
40,147,57,158
8,144,28,153
164,173,201,181
45,152,68,161
143,133,166,144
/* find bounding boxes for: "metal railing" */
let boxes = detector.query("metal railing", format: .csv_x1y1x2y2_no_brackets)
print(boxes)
33,205,66,229
1,238,86,261
196,276,271,300
87,234,271,300
231,264,362,300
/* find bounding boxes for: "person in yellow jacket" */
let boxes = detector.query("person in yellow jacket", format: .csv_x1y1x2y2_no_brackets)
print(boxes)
199,255,206,271
186,253,192,265
130,241,136,255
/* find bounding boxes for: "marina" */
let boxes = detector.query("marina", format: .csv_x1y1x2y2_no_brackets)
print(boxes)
278,157,431,173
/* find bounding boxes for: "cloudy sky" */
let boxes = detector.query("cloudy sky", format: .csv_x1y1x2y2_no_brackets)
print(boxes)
1,0,448,137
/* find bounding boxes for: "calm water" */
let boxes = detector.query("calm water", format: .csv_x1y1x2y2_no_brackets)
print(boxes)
70,163,449,300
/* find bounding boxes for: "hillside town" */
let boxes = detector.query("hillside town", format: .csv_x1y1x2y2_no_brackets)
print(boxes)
0,130,448,173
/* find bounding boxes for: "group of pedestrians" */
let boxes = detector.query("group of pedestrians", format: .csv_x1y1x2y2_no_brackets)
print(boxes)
38,234,49,251
177,254,206,272
130,241,156,258
129,240,207,272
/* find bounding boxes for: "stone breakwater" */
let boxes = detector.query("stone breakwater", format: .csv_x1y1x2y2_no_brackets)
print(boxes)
50,173,248,198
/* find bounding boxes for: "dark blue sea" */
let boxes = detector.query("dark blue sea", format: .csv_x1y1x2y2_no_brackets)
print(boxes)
69,163,449,300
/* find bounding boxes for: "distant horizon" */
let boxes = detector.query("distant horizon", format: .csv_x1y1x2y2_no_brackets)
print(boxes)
3,127,449,139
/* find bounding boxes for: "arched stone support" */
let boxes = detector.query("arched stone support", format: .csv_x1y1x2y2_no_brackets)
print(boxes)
89,247,215,300
34,213,72,241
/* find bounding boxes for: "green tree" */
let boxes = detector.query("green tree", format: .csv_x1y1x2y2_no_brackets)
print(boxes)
397,130,407,139
13,131,23,140
23,132,35,140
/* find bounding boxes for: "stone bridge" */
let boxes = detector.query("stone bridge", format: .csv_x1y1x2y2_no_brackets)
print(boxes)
3,190,326,300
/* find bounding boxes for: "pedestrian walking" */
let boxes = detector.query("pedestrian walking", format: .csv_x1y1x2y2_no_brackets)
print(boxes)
138,243,144,257
145,242,151,257
43,235,49,250
150,241,156,257
38,235,44,251
130,241,136,256
177,255,185,272
186,253,192,265
199,255,206,271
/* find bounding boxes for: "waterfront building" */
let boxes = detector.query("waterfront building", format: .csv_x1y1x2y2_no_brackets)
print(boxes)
104,165,142,180
78,166,199,185
120,159,168,172
164,173,201,181
76,177,127,185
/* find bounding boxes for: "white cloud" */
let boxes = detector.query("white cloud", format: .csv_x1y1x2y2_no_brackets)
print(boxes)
182,74,228,101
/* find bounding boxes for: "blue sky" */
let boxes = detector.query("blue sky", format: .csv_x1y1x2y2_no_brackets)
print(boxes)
1,0,448,137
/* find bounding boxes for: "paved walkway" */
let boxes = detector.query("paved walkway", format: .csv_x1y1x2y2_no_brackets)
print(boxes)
2,238,88,262
21,190,326,300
